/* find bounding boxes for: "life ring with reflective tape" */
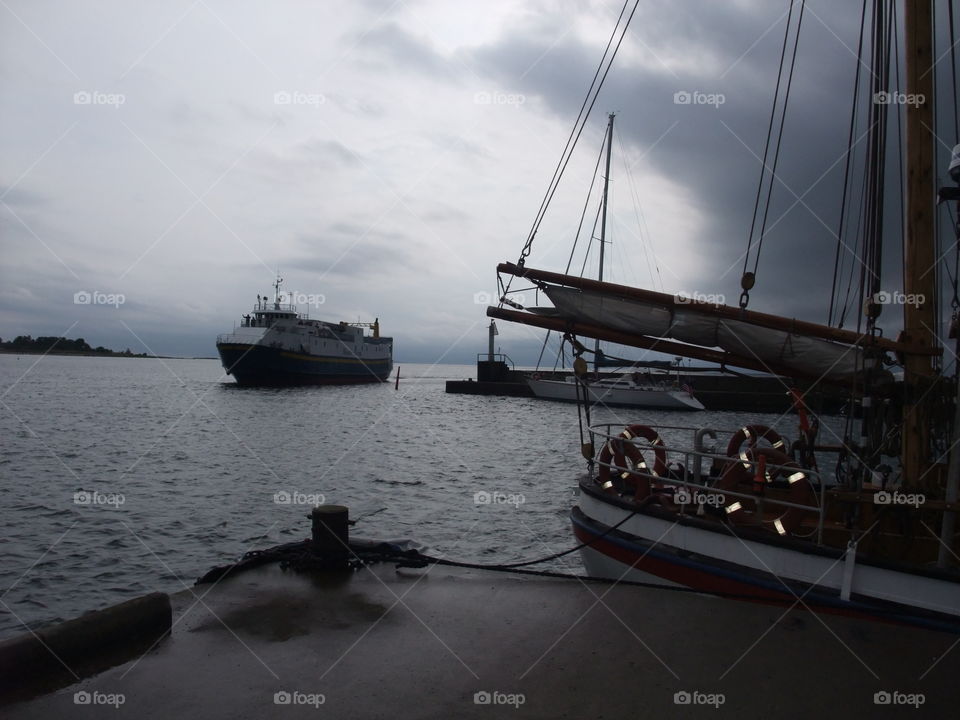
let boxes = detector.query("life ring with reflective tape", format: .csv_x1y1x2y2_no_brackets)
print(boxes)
618,424,668,476
596,439,651,500
718,447,816,535
595,425,668,500
725,424,786,458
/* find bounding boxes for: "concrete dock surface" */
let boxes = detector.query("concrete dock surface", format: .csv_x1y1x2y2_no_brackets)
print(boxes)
6,560,956,718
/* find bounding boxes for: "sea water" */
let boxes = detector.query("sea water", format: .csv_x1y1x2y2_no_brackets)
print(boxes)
0,354,818,638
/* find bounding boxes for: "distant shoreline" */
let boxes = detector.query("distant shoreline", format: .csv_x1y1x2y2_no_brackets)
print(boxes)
0,349,217,360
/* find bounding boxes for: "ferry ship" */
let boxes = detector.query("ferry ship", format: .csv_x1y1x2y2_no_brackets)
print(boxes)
216,278,392,386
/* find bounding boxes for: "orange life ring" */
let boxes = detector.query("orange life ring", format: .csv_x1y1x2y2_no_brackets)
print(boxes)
595,424,669,502
596,439,652,500
718,447,816,535
618,424,668,476
725,424,786,458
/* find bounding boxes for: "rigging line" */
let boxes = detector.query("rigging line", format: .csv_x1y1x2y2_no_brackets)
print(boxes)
830,0,869,327
540,133,608,372
853,2,876,336
535,330,551,371
895,0,906,306
517,0,637,264
742,0,798,280
839,159,871,328
579,192,606,278
752,0,807,278
565,132,608,274
617,128,663,292
857,0,886,319
942,215,957,295
521,1,624,252
526,3,640,264
870,0,893,296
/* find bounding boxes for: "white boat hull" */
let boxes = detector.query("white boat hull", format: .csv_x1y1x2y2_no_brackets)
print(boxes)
573,487,960,632
527,377,704,410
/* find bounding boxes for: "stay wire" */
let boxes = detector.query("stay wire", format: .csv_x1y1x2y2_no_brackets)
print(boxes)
742,0,797,281
516,0,640,269
566,136,608,275
829,0,868,327
752,0,807,279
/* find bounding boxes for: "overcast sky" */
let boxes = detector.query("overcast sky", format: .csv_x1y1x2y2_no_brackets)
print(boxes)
2,0,958,365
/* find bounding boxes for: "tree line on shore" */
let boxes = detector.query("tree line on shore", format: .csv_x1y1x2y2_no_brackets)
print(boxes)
0,335,148,357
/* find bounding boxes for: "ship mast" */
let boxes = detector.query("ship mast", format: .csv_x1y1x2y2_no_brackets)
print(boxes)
901,0,938,490
594,113,615,374
273,274,284,309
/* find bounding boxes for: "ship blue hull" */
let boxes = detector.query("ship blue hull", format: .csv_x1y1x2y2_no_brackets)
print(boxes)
217,343,392,386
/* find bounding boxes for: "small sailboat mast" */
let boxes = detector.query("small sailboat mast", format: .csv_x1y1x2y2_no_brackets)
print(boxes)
594,112,615,375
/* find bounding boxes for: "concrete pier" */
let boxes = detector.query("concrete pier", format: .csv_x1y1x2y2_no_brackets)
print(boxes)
4,557,955,718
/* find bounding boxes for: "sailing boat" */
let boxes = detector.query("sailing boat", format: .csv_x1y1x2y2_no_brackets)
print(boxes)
491,2,960,631
524,113,705,411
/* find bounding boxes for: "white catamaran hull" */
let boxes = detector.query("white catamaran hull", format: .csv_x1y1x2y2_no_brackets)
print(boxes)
572,487,960,632
527,377,704,410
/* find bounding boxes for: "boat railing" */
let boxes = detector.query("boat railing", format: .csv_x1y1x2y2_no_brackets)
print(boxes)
216,330,266,344
252,300,303,314
476,353,515,369
588,423,828,544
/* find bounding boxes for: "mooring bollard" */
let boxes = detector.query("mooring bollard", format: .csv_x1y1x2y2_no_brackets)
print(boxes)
310,505,350,567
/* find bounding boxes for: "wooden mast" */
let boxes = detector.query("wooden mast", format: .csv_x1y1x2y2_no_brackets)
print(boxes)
902,0,938,490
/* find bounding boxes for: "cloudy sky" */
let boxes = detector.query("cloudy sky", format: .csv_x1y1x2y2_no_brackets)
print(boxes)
2,0,958,365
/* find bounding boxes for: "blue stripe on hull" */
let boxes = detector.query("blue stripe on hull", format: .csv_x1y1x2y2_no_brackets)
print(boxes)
217,343,392,386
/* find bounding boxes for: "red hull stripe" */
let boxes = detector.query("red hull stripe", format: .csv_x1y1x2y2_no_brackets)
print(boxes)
570,509,960,633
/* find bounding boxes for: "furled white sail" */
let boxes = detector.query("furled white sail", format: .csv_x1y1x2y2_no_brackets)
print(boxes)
544,286,862,380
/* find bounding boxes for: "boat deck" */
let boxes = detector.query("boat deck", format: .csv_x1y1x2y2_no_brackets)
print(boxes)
5,555,956,718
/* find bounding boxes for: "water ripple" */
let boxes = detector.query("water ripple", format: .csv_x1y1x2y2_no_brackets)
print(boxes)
0,355,824,639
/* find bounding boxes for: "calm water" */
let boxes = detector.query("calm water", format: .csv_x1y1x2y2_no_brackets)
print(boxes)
0,354,814,639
